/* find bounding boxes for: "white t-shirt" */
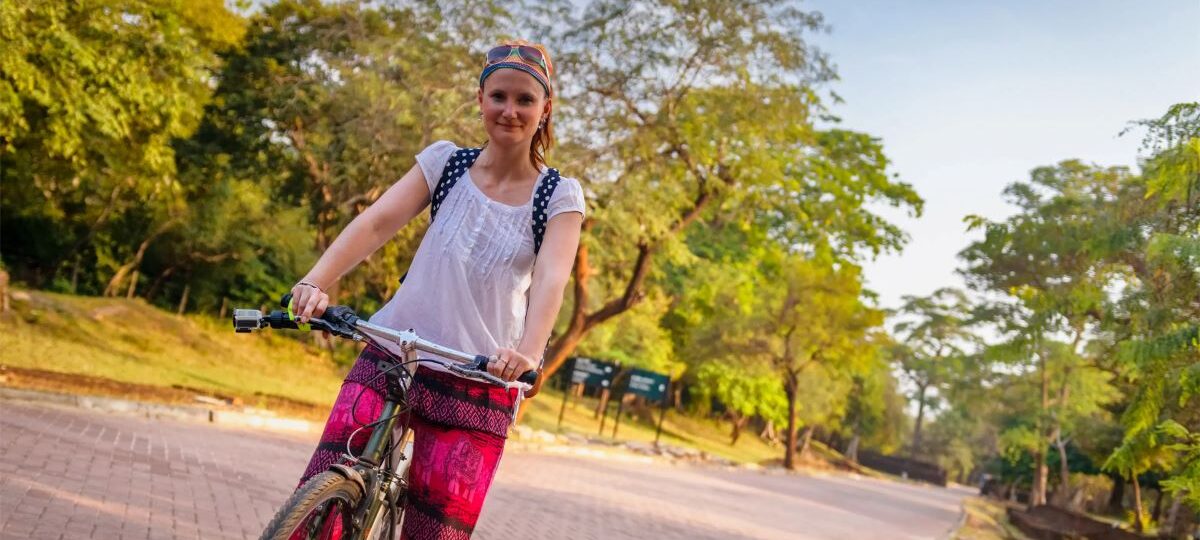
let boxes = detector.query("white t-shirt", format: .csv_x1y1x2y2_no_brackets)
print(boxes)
369,141,586,373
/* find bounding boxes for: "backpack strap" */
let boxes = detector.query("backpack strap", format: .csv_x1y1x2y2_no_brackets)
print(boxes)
400,156,560,285
400,147,481,284
531,168,562,255
431,147,482,221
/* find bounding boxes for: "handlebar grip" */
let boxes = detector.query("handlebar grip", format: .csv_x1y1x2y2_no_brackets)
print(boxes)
281,293,293,309
266,310,300,329
470,355,539,385
517,369,539,385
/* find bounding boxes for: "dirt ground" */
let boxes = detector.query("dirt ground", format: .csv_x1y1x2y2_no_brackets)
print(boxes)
0,365,329,420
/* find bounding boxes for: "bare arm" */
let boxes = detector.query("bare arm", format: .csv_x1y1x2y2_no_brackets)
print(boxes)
488,211,584,393
292,163,431,322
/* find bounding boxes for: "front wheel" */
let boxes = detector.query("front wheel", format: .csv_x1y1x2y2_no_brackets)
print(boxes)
260,471,363,540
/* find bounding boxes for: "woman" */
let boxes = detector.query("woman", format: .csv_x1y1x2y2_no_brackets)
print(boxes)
287,40,584,539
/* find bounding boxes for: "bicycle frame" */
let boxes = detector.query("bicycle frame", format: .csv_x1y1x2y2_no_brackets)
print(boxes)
234,304,533,540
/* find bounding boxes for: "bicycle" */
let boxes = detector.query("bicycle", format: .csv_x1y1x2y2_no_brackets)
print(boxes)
232,294,537,540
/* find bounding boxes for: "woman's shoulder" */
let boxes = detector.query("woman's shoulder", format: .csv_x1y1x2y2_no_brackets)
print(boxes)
419,140,460,159
545,172,586,217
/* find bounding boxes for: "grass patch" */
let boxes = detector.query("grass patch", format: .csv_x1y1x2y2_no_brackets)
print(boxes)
1,290,344,408
521,387,793,466
951,496,1031,540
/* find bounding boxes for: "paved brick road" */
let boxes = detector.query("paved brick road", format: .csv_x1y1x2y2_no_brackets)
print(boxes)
0,400,967,539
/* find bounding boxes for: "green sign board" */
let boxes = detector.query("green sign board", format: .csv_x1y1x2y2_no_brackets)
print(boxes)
624,367,669,403
570,357,617,389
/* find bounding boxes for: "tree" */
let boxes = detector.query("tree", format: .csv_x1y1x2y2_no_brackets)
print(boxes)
961,161,1127,506
173,0,507,307
688,249,882,469
0,0,244,293
840,341,909,461
1104,102,1200,524
694,361,787,445
891,287,977,457
533,0,922,391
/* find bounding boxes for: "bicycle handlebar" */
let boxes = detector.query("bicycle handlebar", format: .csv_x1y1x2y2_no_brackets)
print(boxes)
232,293,537,387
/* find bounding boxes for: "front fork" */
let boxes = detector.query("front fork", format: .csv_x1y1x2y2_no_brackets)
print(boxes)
348,400,413,540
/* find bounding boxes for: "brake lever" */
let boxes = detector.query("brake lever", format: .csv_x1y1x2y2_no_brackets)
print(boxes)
311,306,363,339
447,364,507,387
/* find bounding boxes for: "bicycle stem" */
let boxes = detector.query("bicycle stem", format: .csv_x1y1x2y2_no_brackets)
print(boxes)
352,320,533,392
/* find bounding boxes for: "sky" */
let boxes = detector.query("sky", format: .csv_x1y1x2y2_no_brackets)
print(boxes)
804,0,1200,310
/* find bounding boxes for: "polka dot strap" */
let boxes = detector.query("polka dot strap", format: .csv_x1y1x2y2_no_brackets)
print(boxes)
401,147,481,284
430,147,483,222
532,168,562,255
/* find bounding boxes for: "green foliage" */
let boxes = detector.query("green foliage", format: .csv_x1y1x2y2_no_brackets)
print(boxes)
947,102,1200,514
841,349,909,453
695,361,788,426
891,287,978,455
1,0,244,293
576,290,680,374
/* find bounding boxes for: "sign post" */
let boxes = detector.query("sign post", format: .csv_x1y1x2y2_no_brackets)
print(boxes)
558,357,617,433
611,393,625,439
556,382,573,432
611,367,670,441
655,380,671,445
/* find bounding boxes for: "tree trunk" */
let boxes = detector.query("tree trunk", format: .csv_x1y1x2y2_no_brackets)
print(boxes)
1031,348,1049,507
911,383,928,457
1163,495,1180,535
798,425,815,458
70,255,81,293
177,284,190,316
125,270,139,299
1053,433,1071,507
103,218,179,297
1107,474,1125,514
1164,495,1193,539
1051,360,1074,507
0,269,8,313
783,374,799,470
728,412,748,445
1152,488,1165,523
1131,474,1145,532
536,183,720,392
760,421,778,446
844,434,860,464
143,266,175,303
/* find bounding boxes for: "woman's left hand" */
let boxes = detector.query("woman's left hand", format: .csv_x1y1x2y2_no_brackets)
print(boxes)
488,348,538,382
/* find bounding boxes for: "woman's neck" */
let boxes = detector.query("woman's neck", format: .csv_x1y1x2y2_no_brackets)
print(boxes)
476,142,538,184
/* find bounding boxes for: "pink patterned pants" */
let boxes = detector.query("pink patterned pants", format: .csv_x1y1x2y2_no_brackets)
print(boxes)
296,345,516,539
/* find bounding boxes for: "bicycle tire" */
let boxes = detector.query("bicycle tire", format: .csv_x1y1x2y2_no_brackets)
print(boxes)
259,471,364,540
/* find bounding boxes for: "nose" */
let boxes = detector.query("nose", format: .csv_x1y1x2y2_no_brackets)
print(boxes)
502,100,518,118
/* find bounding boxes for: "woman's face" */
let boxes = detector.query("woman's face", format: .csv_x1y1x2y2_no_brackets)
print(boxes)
477,69,550,149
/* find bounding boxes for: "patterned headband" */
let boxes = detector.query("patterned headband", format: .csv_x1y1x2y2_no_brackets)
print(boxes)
479,45,553,97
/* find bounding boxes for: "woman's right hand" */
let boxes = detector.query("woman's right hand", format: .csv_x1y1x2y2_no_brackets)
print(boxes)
290,281,330,323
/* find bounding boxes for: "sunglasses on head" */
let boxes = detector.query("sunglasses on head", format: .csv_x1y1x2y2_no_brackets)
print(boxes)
486,45,548,74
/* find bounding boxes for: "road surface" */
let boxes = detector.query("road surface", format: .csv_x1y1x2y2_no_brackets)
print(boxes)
0,400,968,539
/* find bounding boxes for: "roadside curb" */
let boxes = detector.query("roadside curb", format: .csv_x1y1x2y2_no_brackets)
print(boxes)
943,501,969,540
0,385,317,434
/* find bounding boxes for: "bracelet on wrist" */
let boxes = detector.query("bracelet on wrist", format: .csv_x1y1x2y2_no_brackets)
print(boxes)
296,280,325,293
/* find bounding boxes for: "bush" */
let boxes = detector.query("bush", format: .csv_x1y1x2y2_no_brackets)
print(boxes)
1062,473,1114,514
